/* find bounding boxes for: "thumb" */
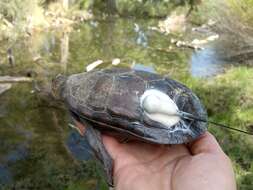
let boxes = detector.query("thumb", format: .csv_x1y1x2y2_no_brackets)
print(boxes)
188,132,224,155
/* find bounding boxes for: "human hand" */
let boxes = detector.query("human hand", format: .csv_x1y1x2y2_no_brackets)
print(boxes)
102,132,236,190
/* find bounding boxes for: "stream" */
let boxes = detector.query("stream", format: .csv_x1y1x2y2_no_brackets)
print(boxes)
0,18,231,189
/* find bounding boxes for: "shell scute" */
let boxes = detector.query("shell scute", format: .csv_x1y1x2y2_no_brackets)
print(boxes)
86,74,113,111
107,74,146,120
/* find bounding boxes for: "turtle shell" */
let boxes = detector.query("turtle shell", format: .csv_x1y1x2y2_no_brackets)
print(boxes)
62,68,207,144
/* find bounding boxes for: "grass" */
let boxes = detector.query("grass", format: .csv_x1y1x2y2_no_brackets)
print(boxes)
187,67,253,189
225,0,253,24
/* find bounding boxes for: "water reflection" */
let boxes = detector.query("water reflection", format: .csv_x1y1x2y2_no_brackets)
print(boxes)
131,63,156,73
190,47,228,77
134,23,148,47
66,130,92,161
0,165,12,184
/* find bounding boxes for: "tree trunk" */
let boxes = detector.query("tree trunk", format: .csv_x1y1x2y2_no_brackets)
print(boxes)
106,0,117,14
62,0,69,10
60,32,69,72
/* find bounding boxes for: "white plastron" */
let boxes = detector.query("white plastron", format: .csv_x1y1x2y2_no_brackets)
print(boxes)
140,89,180,128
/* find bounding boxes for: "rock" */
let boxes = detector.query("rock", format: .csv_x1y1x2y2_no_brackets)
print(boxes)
191,35,219,46
206,34,219,41
158,13,186,34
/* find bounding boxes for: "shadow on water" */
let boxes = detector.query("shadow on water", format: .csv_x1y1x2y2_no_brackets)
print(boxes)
0,18,234,189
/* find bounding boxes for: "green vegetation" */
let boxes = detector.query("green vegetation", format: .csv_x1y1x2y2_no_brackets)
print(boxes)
165,65,253,190
0,0,91,41
0,0,253,190
226,0,253,24
194,67,253,190
0,0,207,43
0,0,47,41
115,0,174,17
74,0,189,17
196,0,253,64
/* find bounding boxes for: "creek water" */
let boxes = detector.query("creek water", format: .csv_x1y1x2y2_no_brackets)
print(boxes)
0,18,230,189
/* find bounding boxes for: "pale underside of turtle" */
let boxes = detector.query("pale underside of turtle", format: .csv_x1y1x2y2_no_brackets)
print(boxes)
55,68,207,186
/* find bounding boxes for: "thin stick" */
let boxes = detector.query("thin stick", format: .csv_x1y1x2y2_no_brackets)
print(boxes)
208,120,253,135
178,111,253,135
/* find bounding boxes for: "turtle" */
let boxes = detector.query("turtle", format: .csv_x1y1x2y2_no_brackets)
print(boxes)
52,68,208,186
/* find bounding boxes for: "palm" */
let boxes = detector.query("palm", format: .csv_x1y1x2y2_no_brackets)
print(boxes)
102,133,236,190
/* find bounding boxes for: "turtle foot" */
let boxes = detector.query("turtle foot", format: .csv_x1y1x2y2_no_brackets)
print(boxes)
81,119,114,186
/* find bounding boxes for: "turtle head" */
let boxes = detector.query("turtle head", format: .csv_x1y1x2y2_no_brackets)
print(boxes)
52,74,67,100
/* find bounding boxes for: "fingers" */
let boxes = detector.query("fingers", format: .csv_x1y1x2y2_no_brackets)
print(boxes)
188,132,224,155
74,121,222,158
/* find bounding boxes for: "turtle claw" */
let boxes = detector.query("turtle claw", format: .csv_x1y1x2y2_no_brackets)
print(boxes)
80,119,114,186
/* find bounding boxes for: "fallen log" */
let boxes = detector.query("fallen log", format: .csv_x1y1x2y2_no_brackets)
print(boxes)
0,76,33,83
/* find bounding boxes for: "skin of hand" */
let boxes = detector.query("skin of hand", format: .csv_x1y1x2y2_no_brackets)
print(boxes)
102,132,237,190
